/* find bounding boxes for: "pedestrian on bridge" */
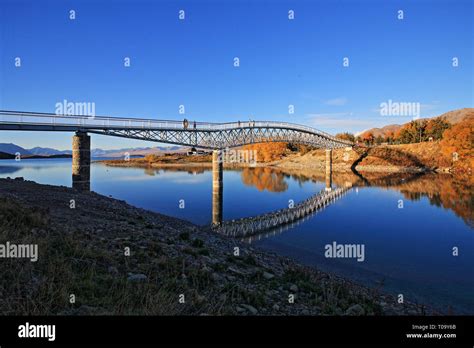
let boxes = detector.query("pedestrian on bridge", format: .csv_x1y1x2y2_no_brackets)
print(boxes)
183,118,188,130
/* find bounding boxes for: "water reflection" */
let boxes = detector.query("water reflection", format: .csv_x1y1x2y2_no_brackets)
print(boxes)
237,167,473,228
0,166,22,175
240,167,289,192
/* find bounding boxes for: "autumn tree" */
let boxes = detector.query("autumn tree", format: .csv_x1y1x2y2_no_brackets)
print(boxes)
144,154,159,164
361,132,374,145
336,132,355,142
395,120,427,144
425,117,451,141
385,130,395,144
242,142,289,162
439,115,473,172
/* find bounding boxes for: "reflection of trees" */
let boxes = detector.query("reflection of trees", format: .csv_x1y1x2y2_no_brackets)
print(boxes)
264,166,473,228
397,175,473,228
144,168,156,176
358,172,473,228
240,167,288,192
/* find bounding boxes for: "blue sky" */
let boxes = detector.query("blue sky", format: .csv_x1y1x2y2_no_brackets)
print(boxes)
1,0,472,150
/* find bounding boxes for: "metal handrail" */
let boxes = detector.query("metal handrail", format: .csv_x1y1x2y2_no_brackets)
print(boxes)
0,110,353,145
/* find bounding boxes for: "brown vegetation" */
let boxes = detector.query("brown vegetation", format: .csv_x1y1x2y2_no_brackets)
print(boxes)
357,108,473,142
241,142,312,163
439,114,474,174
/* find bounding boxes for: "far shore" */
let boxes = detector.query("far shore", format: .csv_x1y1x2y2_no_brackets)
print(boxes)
95,142,467,176
97,157,434,174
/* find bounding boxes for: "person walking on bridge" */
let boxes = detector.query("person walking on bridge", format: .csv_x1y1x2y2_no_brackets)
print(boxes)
183,118,188,130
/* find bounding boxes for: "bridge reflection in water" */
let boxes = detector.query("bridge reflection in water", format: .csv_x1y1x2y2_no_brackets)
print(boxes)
211,159,352,241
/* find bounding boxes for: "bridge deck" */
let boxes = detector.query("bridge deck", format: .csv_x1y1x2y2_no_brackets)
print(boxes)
0,110,353,149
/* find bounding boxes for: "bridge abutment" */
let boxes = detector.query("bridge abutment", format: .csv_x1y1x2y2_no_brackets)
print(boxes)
212,150,223,225
325,149,332,191
72,132,91,191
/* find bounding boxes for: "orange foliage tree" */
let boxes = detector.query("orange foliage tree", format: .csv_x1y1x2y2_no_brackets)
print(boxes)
336,132,355,142
361,132,374,145
439,115,474,172
242,142,290,162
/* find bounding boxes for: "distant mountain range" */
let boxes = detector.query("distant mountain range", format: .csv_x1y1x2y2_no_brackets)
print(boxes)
356,108,473,138
0,144,186,158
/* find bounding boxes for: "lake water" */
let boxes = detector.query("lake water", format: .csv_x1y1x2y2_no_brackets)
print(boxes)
0,158,472,314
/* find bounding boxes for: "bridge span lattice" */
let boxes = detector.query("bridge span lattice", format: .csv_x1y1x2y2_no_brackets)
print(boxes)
0,110,352,150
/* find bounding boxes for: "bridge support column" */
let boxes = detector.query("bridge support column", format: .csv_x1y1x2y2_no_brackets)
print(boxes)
72,132,91,191
325,149,332,192
212,150,223,226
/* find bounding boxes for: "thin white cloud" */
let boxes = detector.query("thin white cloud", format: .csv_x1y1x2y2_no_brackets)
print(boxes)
325,97,348,106
306,113,374,129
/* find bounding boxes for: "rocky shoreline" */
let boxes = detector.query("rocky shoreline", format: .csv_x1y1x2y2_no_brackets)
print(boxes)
0,177,438,316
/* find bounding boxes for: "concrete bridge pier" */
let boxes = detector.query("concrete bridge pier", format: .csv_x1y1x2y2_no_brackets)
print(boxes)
212,150,223,225
325,149,332,192
72,132,91,191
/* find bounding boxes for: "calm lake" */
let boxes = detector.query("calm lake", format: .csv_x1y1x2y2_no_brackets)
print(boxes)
0,158,473,314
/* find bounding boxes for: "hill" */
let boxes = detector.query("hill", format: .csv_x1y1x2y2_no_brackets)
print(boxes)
0,151,15,159
0,143,185,158
0,143,32,156
28,147,72,156
358,108,473,139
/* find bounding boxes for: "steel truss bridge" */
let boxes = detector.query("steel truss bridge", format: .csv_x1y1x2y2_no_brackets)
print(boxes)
0,110,353,149
213,185,352,238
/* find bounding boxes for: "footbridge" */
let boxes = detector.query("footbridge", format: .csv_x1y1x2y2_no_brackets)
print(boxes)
0,110,353,228
0,110,352,149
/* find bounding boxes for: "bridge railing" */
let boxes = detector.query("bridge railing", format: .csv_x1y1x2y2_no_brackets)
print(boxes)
0,110,352,145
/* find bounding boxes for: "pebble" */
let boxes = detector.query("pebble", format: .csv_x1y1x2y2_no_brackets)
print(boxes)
240,304,258,315
345,304,365,316
263,271,275,280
